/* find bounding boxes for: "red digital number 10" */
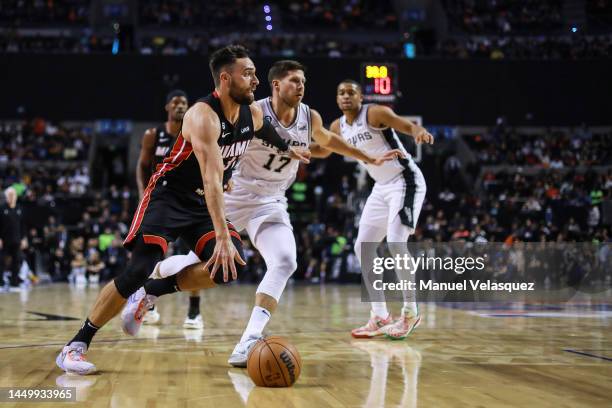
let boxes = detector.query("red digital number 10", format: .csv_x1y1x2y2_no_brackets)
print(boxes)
374,77,391,95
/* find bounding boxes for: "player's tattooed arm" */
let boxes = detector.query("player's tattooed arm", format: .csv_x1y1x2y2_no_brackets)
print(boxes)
250,103,310,163
183,102,245,281
367,104,434,145
136,128,156,199
310,111,402,165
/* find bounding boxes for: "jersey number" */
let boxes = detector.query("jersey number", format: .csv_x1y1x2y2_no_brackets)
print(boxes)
263,154,291,172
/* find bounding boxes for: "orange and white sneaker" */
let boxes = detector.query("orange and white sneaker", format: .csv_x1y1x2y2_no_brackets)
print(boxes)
383,310,421,340
55,342,96,375
121,287,157,336
351,311,394,338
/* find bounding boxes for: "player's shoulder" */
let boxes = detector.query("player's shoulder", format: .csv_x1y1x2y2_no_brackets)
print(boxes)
188,100,219,119
365,103,392,126
329,117,342,133
183,101,221,131
255,97,269,108
142,127,157,144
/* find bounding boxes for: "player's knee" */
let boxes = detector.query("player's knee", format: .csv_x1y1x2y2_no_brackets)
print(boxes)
257,274,288,302
114,236,163,298
276,250,297,275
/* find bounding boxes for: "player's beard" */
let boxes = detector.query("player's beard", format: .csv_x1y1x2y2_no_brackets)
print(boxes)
229,80,254,105
281,93,301,108
172,111,185,121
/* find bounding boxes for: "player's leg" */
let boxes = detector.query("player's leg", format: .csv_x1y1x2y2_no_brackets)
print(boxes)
351,186,394,338
182,231,203,329
184,289,203,329
151,251,201,279
351,222,391,338
120,224,244,336
7,243,22,287
228,222,297,367
382,169,426,340
380,215,421,340
57,235,163,374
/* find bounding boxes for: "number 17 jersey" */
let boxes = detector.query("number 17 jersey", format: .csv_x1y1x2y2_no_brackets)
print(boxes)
232,97,312,195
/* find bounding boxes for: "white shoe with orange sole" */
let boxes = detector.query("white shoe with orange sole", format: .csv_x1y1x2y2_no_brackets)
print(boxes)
351,311,394,338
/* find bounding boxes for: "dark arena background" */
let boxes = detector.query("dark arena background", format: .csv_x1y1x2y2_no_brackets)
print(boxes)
0,1,610,407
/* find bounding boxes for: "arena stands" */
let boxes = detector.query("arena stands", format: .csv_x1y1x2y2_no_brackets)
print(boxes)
2,0,610,59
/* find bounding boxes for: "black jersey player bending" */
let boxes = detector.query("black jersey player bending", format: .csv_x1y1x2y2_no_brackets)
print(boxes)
56,45,310,375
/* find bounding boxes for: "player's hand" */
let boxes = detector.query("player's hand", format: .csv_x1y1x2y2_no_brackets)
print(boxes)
205,234,246,283
0,238,3,250
223,179,234,193
370,149,405,165
413,126,434,144
287,147,311,164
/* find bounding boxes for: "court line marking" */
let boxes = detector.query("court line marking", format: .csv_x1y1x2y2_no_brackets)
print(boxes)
563,349,612,362
0,329,349,350
0,336,186,350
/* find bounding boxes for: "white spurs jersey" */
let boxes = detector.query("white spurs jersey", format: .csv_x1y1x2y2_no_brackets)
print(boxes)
340,104,416,184
232,97,311,195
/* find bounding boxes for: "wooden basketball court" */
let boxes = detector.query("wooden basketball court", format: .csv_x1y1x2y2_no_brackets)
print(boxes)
0,284,610,407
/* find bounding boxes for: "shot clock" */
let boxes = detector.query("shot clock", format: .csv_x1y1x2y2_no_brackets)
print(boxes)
360,62,398,104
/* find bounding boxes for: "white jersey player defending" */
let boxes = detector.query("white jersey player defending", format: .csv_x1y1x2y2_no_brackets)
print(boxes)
312,80,433,340
129,61,400,366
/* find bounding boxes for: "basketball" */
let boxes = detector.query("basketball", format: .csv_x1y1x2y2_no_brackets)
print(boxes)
247,336,302,387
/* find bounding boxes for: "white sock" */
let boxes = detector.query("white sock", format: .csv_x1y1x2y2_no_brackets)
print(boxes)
402,302,418,317
158,251,200,278
371,302,389,319
239,306,271,343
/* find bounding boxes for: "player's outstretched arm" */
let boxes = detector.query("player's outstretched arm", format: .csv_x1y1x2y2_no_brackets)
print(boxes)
183,102,245,282
367,105,434,145
250,103,310,163
309,143,333,159
136,128,156,199
311,111,402,165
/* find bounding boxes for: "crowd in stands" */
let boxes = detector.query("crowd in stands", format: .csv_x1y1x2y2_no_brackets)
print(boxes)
588,0,612,27
0,120,91,163
3,0,610,59
0,0,89,26
463,127,611,167
140,33,403,58
137,0,397,31
139,0,260,30
0,31,114,54
1,119,610,288
443,0,563,34
278,0,398,31
3,31,610,59
440,34,612,59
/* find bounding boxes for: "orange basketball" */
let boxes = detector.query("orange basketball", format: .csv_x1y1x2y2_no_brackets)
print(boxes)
247,336,301,387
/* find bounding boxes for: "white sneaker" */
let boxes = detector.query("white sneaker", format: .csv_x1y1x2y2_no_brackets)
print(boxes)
55,342,96,375
228,336,262,368
143,305,160,325
120,287,157,336
183,314,203,329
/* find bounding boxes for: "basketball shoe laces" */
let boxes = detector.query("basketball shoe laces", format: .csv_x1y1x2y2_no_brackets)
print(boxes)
68,347,87,362
135,296,155,322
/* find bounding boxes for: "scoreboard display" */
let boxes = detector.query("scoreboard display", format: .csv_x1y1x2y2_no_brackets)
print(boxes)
360,62,398,104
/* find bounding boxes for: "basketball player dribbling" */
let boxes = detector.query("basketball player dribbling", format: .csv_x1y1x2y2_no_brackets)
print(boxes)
55,45,309,375
133,60,402,367
313,79,433,340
